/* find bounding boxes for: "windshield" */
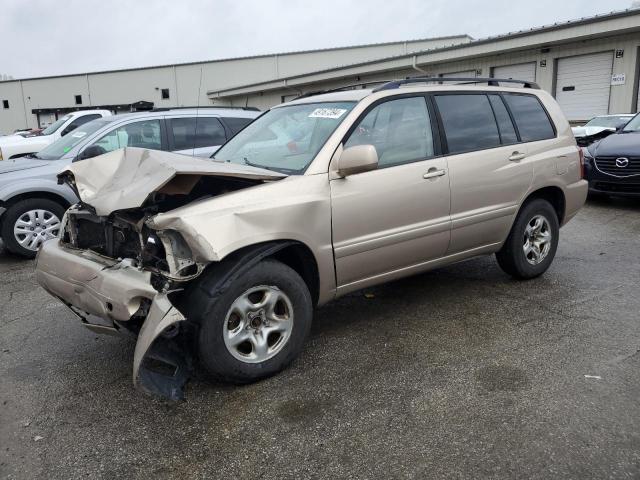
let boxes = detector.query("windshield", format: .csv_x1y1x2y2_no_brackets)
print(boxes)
36,119,109,160
585,116,632,129
41,115,71,135
622,114,640,133
213,101,356,174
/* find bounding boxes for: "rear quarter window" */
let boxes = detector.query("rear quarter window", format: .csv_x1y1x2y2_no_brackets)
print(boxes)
503,94,555,142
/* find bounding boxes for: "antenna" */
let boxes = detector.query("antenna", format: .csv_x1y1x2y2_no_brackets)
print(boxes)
192,65,204,156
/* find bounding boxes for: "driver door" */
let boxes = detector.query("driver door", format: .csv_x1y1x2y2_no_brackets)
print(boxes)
330,96,451,293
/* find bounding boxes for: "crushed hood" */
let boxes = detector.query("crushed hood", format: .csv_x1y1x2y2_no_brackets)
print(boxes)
58,147,286,215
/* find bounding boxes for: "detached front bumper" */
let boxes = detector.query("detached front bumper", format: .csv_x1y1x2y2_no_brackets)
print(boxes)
35,240,190,400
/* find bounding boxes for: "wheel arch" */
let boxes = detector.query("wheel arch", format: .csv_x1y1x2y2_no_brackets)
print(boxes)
0,191,72,228
520,186,566,225
191,240,321,308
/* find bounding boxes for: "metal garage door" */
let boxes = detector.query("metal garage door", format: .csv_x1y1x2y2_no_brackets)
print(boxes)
492,62,536,85
555,52,613,121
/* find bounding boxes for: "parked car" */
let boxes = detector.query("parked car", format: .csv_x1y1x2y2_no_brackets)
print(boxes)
0,110,112,160
0,107,259,257
35,78,587,399
583,112,640,197
572,114,635,147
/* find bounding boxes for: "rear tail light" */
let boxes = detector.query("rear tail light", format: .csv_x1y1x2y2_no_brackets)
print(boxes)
578,147,585,179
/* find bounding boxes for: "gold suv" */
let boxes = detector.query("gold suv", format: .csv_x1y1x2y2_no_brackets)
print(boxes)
35,78,588,399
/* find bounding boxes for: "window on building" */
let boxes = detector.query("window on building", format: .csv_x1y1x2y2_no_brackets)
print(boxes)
434,94,501,154
161,88,170,100
170,117,226,150
2,100,9,109
75,95,82,105
503,94,556,142
345,96,435,168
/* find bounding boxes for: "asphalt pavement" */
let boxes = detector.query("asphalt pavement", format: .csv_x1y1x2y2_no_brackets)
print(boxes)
1,196,639,479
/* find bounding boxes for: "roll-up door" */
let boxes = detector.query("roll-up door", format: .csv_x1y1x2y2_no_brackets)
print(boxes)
555,52,613,121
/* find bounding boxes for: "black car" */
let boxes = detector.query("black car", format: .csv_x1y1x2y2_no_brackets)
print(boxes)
584,113,640,197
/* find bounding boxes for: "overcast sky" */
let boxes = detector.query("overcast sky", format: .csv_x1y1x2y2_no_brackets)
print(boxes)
0,0,635,79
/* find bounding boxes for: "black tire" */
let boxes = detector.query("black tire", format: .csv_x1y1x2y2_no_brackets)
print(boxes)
186,259,313,384
1,198,66,258
496,198,559,280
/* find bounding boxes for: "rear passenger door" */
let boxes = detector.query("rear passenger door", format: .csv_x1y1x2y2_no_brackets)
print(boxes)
433,93,535,254
168,116,227,157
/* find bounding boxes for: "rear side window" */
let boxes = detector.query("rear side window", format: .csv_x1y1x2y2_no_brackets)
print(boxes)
435,94,500,154
170,117,226,150
70,114,102,129
224,117,254,135
503,94,555,142
488,95,518,144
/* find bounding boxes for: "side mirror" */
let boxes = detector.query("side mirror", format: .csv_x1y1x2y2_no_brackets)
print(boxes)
336,144,378,177
77,145,106,161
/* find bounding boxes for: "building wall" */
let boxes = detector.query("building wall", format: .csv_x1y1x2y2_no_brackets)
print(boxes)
221,32,640,122
0,36,469,134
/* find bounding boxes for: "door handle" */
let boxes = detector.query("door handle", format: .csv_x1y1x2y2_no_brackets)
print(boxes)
423,169,446,179
509,151,526,162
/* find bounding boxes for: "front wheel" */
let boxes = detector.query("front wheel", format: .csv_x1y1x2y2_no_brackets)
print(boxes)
1,198,65,258
188,259,313,384
496,199,559,279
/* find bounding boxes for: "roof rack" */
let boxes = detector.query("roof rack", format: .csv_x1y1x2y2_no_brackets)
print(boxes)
293,80,394,100
151,106,260,112
372,77,540,92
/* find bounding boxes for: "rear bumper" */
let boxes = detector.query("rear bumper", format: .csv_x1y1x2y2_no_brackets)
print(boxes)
562,179,588,225
35,240,189,400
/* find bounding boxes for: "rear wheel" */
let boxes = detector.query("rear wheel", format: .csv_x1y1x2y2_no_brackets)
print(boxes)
1,198,65,258
188,259,313,384
496,199,559,279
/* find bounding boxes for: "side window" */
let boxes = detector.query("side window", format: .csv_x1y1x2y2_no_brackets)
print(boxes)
435,94,500,154
62,114,102,136
170,117,226,150
223,117,254,135
503,94,555,142
488,95,518,144
92,120,162,153
344,96,434,168
74,114,101,127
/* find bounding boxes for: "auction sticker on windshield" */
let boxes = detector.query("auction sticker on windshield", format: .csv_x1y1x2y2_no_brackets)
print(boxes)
309,108,347,119
71,131,87,138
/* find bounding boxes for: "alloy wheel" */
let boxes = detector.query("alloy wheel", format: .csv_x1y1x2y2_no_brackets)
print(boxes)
222,285,294,364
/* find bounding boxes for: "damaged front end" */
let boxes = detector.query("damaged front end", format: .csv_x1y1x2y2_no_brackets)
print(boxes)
36,147,285,400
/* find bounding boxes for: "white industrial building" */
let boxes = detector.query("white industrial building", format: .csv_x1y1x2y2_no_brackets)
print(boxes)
2,8,640,134
0,35,470,134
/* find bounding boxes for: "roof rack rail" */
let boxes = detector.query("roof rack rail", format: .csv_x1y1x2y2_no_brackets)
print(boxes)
151,106,260,112
372,77,540,92
293,80,394,100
